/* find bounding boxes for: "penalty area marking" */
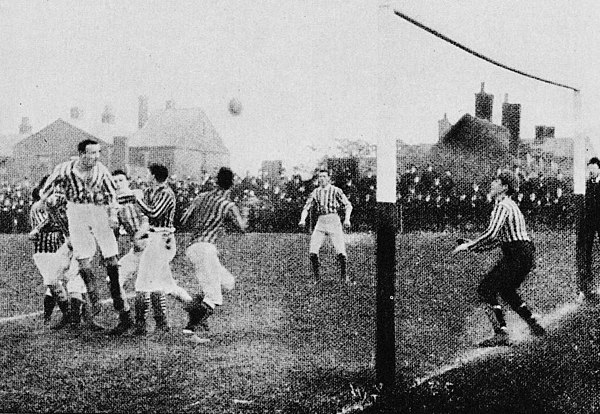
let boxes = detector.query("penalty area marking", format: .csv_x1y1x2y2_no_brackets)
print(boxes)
0,293,137,325
412,300,582,388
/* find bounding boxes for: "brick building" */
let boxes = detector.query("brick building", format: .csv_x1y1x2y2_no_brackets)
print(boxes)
124,105,230,180
7,100,229,183
12,119,111,185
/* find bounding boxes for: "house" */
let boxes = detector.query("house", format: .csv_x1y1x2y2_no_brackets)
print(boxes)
12,119,111,185
125,105,230,180
427,113,516,192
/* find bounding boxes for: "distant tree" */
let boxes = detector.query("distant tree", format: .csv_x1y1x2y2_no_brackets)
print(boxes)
335,139,375,158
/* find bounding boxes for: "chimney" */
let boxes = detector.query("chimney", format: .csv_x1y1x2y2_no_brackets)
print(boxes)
101,105,115,124
501,95,521,157
138,95,148,129
475,82,493,122
112,136,129,172
70,106,82,120
19,117,32,135
438,113,452,142
165,100,174,110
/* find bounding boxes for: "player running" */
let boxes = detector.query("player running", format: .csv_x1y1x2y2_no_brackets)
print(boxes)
453,171,545,347
299,169,353,283
132,163,191,335
179,167,247,343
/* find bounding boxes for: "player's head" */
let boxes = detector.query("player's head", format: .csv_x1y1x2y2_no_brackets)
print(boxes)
588,157,600,178
493,170,518,197
216,167,234,190
112,169,130,192
148,163,169,184
32,175,50,202
317,169,330,187
78,139,100,168
31,187,41,202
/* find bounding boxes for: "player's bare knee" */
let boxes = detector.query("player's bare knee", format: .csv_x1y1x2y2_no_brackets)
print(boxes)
77,258,93,269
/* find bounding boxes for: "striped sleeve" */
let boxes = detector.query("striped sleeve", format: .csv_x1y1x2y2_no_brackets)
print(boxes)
469,203,507,252
99,165,118,205
29,202,48,230
137,189,174,220
335,187,352,209
39,163,65,200
180,199,197,226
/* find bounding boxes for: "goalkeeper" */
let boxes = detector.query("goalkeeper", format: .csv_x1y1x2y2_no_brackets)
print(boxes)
453,171,545,347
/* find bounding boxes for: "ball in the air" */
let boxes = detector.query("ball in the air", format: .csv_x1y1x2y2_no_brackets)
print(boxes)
228,98,242,116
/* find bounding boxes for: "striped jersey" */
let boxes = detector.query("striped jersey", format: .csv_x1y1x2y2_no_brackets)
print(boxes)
302,184,352,216
136,183,175,228
181,189,236,244
29,201,65,253
40,159,117,206
29,195,70,237
469,195,530,252
117,193,147,236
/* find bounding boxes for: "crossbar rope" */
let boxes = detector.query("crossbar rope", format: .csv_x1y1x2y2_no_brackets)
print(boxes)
394,10,579,92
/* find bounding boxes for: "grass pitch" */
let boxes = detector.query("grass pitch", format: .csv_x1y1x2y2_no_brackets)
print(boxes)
0,230,579,413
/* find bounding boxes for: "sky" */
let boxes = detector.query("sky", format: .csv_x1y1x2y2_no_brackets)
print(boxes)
1,0,599,175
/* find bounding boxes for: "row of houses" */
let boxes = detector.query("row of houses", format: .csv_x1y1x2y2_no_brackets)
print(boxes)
0,98,230,185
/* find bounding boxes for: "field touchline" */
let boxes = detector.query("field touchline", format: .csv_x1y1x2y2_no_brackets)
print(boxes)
0,293,137,325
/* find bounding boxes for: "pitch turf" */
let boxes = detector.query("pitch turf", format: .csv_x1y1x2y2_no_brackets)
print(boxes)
0,230,581,413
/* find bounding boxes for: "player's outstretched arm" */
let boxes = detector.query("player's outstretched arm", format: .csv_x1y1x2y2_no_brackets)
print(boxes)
298,209,308,228
231,205,248,232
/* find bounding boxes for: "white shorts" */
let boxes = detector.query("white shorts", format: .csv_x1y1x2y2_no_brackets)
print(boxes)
135,231,179,293
65,257,87,294
33,243,71,286
67,202,118,260
118,248,141,288
310,214,346,256
185,242,235,308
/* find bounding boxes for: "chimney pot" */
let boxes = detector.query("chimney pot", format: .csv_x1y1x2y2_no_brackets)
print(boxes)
138,95,148,129
19,117,32,134
70,107,81,120
101,105,115,124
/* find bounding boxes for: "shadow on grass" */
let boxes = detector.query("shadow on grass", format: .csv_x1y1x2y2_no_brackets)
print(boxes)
368,303,600,414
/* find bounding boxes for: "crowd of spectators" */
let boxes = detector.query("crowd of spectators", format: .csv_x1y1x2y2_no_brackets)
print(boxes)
0,164,578,235
0,181,32,234
396,164,574,232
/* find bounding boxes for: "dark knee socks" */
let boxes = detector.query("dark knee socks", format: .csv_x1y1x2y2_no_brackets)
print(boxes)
310,253,320,280
337,254,347,280
106,264,127,311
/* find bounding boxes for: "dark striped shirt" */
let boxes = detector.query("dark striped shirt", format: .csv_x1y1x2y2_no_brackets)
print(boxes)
181,189,235,244
29,201,65,253
41,159,117,206
117,193,147,236
469,196,530,252
302,184,352,216
136,183,176,228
